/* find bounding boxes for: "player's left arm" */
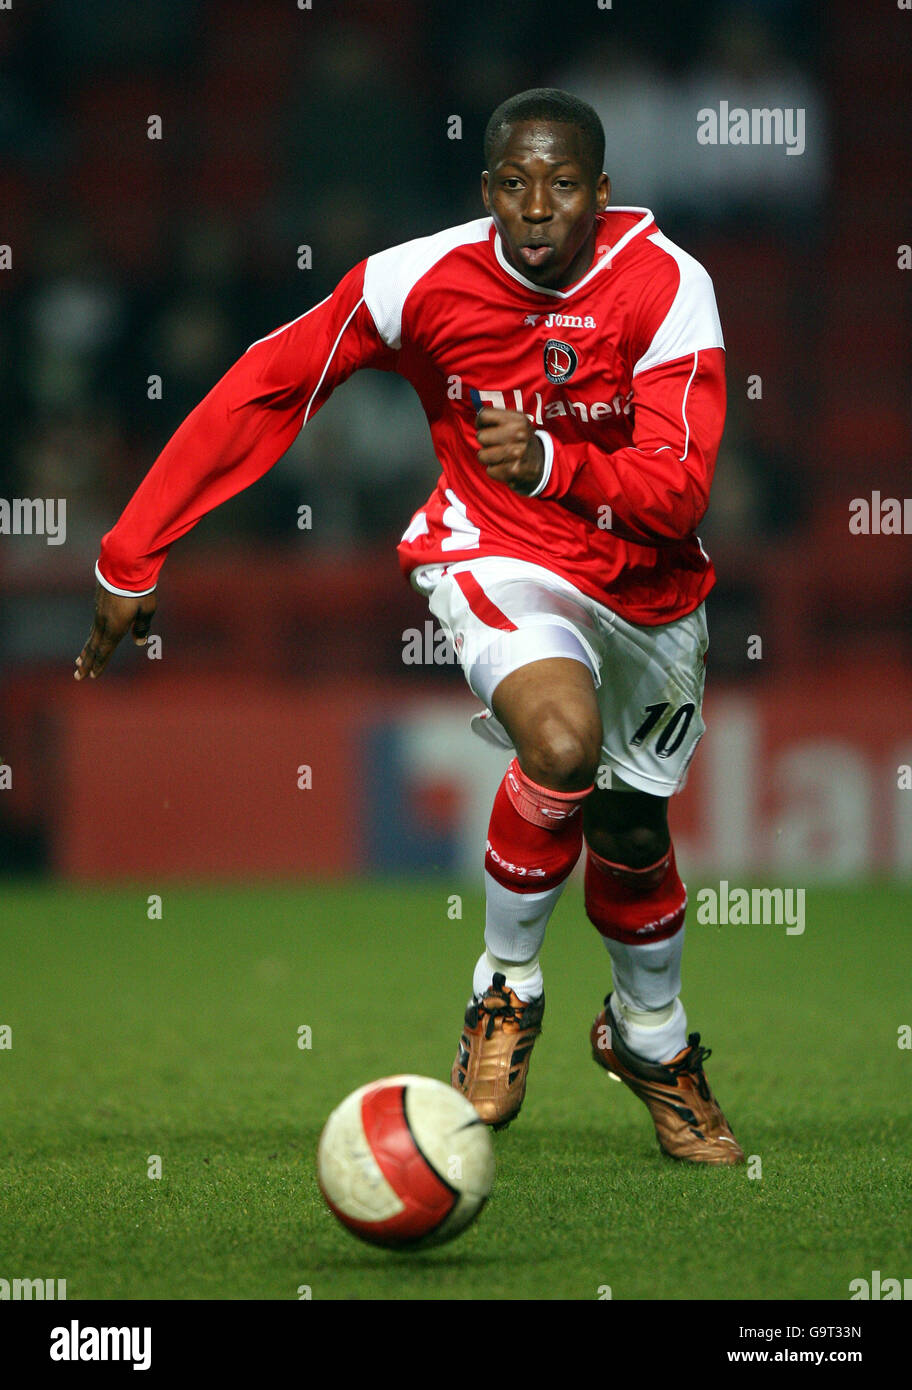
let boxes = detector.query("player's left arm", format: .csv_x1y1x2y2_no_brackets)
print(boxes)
531,346,726,544
474,346,724,543
478,249,726,544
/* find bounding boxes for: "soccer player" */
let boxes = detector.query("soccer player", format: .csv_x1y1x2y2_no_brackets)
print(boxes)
75,88,742,1164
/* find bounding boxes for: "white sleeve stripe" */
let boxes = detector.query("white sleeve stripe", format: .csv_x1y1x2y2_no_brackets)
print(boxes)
679,352,699,461
244,294,333,352
95,561,156,597
302,296,366,427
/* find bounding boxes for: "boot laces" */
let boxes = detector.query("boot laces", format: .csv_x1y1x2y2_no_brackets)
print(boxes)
666,1032,713,1101
469,977,527,1039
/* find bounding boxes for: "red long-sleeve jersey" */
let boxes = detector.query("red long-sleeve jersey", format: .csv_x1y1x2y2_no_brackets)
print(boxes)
98,207,725,625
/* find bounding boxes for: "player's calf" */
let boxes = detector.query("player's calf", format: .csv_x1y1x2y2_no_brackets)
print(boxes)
583,791,743,1163
584,789,686,1059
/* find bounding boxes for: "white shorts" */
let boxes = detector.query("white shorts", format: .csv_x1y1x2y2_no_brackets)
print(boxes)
411,556,709,798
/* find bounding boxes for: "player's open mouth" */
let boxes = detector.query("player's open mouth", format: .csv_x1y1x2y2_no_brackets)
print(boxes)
519,243,552,267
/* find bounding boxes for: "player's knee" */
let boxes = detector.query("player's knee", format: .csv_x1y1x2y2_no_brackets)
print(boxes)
519,715,601,793
586,822,669,870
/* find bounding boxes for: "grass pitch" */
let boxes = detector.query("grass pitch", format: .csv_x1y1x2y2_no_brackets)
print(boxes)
1,880,910,1301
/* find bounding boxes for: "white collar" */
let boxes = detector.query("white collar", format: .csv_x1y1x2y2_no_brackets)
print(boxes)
493,206,655,299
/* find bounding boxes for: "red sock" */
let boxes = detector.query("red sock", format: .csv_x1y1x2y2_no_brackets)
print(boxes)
485,758,592,893
584,842,686,944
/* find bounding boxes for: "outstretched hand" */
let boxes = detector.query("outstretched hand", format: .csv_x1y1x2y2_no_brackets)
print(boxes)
74,583,157,681
475,407,544,495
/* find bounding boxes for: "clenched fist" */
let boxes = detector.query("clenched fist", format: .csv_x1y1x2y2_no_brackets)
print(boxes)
475,407,545,495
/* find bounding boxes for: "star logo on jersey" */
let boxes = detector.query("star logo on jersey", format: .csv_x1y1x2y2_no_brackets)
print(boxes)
544,339,578,385
523,314,541,326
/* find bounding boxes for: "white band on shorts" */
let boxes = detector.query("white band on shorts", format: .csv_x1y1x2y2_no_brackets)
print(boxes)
467,623,596,708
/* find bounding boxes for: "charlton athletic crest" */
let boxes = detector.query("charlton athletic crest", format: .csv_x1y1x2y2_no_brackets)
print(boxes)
544,339,578,385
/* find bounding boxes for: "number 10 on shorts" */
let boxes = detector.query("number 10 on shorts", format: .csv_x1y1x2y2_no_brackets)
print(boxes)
631,701,696,759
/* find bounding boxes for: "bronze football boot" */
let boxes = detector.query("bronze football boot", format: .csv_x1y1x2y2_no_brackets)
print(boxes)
452,973,544,1129
591,994,744,1164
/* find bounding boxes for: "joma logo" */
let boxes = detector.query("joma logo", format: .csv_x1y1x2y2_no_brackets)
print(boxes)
543,313,596,329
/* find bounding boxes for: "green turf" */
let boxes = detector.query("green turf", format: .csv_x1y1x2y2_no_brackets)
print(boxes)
1,880,910,1300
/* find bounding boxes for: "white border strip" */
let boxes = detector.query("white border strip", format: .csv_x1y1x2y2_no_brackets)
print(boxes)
679,352,699,461
528,430,555,495
493,206,654,300
245,294,333,351
302,296,365,426
95,562,156,597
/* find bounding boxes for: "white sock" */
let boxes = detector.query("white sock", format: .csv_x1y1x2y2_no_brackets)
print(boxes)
472,870,565,999
600,929,688,1061
609,994,688,1063
602,929,685,1011
483,870,565,957
473,949,543,1002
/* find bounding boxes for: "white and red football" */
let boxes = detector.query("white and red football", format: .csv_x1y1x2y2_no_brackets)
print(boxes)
317,1074,494,1249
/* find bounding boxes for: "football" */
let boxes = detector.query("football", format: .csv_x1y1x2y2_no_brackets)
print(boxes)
317,1074,495,1249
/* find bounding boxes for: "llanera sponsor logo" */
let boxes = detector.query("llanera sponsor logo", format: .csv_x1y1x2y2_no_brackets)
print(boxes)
475,386,633,423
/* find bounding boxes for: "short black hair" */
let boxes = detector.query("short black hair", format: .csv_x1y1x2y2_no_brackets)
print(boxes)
484,88,605,183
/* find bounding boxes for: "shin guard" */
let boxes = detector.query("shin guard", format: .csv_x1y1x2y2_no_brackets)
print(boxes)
485,757,591,893
584,842,686,944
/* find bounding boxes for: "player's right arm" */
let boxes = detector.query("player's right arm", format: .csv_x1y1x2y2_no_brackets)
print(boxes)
74,261,396,679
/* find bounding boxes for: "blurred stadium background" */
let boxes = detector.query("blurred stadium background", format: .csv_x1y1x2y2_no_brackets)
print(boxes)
1,0,910,886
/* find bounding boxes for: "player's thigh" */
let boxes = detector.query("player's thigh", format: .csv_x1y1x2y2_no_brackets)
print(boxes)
595,603,709,800
419,557,603,788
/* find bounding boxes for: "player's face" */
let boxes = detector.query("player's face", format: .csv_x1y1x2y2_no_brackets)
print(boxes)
482,121,610,290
